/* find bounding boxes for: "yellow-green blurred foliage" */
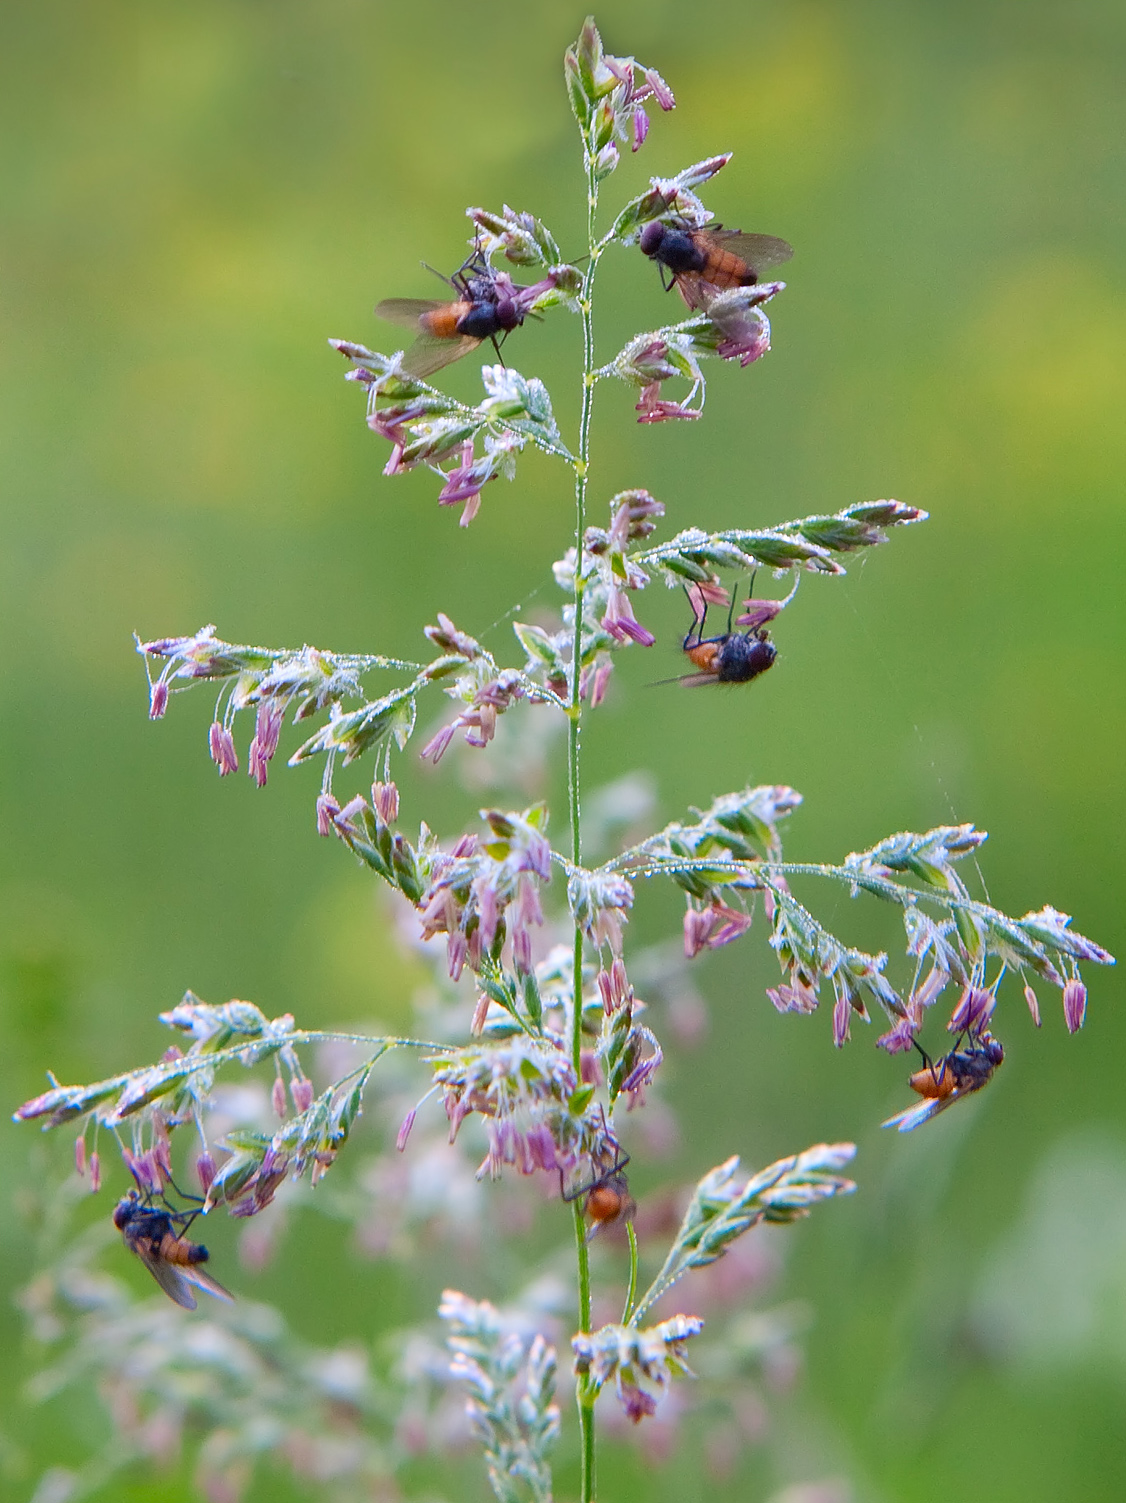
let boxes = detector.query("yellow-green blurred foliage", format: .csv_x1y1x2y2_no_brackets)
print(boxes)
2,2,1124,1500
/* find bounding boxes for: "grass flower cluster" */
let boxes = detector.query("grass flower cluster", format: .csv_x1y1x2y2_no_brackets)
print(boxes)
15,17,1112,1503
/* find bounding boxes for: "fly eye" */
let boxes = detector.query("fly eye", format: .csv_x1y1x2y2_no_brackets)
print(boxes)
495,297,519,330
639,221,665,256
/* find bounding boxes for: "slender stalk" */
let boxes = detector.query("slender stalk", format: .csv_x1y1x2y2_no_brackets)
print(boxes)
570,147,602,1503
568,149,600,1091
622,1221,639,1324
573,1200,595,1500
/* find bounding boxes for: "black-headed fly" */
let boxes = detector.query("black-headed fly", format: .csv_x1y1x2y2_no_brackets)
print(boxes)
639,220,793,310
375,246,529,379
882,1030,1004,1133
113,1188,233,1309
680,582,778,687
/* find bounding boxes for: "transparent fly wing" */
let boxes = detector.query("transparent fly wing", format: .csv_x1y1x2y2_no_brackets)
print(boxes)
374,298,448,329
400,332,481,378
882,1092,959,1133
709,231,794,275
128,1238,200,1309
181,1263,235,1305
671,271,712,311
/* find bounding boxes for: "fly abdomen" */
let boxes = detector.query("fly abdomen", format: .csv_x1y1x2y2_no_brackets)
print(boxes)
700,245,757,287
159,1232,210,1267
418,301,472,339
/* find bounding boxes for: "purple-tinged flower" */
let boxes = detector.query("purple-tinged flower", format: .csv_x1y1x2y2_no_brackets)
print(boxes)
766,976,819,1015
482,1116,561,1177
467,702,497,747
877,1017,918,1054
420,722,458,764
88,1151,101,1193
291,1077,314,1114
1024,983,1042,1027
620,1382,658,1423
683,900,753,958
256,701,282,759
272,1076,287,1118
525,1122,561,1171
149,679,169,719
447,929,468,982
333,794,368,832
367,399,431,447
832,995,852,1048
735,598,786,631
315,791,341,836
642,68,675,111
626,339,681,383
631,106,649,151
372,779,399,823
196,1152,217,1194
947,985,995,1035
598,970,614,1013
707,902,753,948
470,880,496,953
470,991,490,1035
623,1038,663,1100
124,1147,166,1195
910,966,948,1013
396,1108,416,1152
509,271,567,315
75,1136,86,1176
598,958,632,1014
426,611,484,659
426,671,528,761
602,489,665,553
514,913,535,973
709,301,771,366
1063,978,1087,1034
604,56,633,95
250,1147,290,1211
437,441,488,526
208,720,239,776
589,659,613,706
430,1038,577,1150
683,906,713,959
572,1314,703,1426
635,382,701,423
247,701,284,787
690,579,731,610
418,887,458,943
152,1127,173,1182
569,870,634,955
602,586,656,646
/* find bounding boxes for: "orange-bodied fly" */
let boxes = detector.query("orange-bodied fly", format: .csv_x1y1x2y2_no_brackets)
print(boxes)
639,220,792,309
376,248,529,378
883,1032,1004,1132
113,1188,233,1309
680,585,777,686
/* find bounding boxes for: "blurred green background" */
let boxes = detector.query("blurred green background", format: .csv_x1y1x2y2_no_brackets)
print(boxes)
2,0,1124,1499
